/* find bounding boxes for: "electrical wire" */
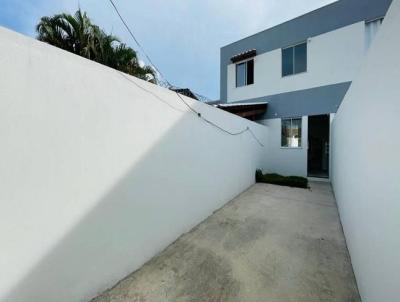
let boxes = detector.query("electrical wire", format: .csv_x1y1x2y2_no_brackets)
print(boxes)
107,0,170,87
119,71,264,146
174,92,265,147
118,72,186,113
106,0,264,147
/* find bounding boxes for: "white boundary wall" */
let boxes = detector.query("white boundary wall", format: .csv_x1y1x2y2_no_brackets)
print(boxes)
0,27,268,302
331,1,400,301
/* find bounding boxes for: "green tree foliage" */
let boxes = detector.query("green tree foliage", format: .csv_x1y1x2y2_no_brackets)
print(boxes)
36,9,156,82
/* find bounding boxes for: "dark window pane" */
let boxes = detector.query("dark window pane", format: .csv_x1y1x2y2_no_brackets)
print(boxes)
236,63,246,87
282,47,294,76
294,43,307,74
281,119,291,147
247,59,254,85
291,118,302,147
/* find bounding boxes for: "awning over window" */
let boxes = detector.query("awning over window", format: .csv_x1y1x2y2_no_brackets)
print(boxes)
230,49,257,63
216,102,267,121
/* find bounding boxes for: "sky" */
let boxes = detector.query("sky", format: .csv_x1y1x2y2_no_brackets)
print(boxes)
0,0,336,100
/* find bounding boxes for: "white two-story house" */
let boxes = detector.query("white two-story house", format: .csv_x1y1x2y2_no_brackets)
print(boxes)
219,0,392,178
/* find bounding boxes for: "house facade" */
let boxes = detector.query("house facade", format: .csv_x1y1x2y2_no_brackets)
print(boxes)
220,0,392,178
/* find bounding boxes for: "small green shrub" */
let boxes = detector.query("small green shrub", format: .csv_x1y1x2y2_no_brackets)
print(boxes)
255,169,308,188
255,169,264,182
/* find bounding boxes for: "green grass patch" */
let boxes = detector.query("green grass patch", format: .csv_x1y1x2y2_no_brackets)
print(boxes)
255,169,308,189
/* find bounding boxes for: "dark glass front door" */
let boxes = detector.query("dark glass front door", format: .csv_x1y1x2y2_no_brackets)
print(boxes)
308,115,330,178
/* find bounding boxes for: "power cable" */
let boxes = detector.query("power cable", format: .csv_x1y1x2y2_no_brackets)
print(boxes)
106,0,264,147
107,0,170,87
173,91,265,147
118,72,186,113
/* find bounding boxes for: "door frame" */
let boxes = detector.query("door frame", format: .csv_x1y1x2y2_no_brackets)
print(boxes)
307,114,331,179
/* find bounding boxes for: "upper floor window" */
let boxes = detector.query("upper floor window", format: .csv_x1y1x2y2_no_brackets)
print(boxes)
236,59,254,87
282,42,307,77
365,17,383,50
281,118,302,148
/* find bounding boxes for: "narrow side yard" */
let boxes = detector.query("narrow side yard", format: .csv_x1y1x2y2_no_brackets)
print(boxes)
92,182,360,302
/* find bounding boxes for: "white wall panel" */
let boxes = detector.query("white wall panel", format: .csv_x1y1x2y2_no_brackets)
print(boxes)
227,21,365,102
0,27,268,302
331,1,400,301
260,116,308,177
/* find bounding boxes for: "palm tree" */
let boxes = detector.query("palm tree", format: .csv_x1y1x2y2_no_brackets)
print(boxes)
36,9,156,82
109,44,156,81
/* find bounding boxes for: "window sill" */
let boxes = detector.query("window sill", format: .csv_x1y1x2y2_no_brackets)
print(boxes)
235,83,254,89
281,71,307,78
280,146,303,149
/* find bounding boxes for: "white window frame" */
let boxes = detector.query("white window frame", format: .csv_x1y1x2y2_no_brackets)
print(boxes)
235,59,254,88
281,117,302,148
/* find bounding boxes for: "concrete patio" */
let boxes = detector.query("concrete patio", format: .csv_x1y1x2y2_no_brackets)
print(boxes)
92,182,360,302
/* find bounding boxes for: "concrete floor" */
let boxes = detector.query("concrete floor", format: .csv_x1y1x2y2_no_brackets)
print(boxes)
92,183,360,302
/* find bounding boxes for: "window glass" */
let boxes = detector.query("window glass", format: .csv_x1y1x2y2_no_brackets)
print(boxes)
281,119,291,147
236,62,246,87
294,43,307,73
282,47,294,77
281,118,302,147
290,118,302,147
247,59,254,85
236,60,254,87
282,42,307,76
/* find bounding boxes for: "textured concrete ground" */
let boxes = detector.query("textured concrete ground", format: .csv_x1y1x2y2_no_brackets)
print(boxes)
92,182,360,302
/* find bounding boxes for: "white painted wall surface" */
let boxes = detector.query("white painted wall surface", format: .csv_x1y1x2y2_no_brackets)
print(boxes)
0,27,268,302
331,1,400,301
227,21,365,102
329,113,335,180
260,116,308,177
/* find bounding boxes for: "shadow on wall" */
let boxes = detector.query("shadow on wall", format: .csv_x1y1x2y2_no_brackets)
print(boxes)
3,101,263,302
